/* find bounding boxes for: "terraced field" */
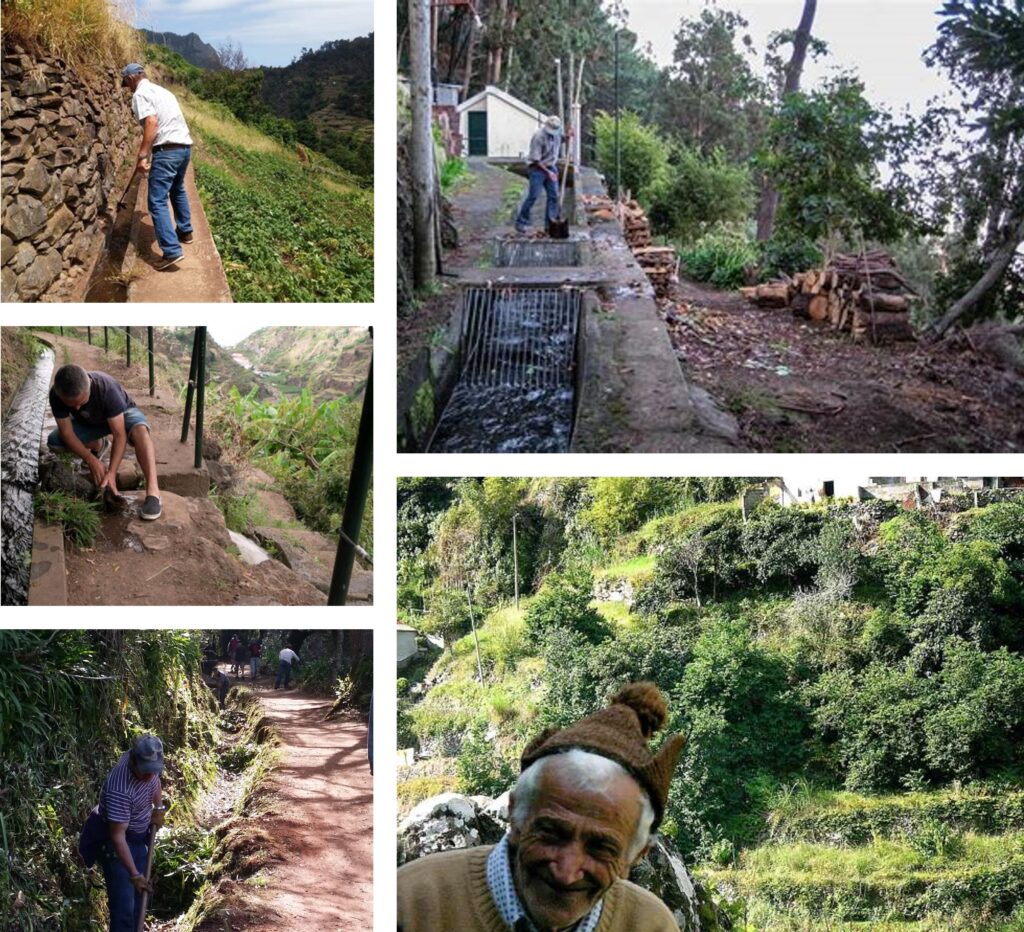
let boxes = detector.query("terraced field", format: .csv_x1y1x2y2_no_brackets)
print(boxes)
700,785,1024,930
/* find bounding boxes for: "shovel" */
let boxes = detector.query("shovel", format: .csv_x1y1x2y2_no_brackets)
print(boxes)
547,59,584,240
114,158,148,214
135,821,157,932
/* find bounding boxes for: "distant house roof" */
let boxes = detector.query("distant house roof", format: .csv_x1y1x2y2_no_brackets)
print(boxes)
457,85,545,122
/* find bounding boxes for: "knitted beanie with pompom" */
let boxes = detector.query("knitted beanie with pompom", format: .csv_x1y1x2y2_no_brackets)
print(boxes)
520,682,686,830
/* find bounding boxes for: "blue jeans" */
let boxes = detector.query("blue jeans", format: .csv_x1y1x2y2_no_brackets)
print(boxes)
250,657,258,678
147,147,193,259
515,166,559,230
275,660,293,688
101,838,148,932
47,407,150,449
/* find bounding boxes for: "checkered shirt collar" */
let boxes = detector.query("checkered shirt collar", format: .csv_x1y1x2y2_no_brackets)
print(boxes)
485,834,604,932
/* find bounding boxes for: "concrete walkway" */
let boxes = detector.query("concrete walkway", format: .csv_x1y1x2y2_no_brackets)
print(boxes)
126,163,232,303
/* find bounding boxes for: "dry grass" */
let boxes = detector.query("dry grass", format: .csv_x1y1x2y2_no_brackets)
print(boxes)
1,0,141,70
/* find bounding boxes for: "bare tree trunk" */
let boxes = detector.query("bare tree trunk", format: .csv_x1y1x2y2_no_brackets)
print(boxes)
409,0,436,289
928,211,1024,339
755,0,818,242
462,17,477,98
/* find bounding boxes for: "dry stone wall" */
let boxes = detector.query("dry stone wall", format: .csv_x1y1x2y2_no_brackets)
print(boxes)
1,46,135,302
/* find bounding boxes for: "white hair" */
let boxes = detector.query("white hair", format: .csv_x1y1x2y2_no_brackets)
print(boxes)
511,748,656,861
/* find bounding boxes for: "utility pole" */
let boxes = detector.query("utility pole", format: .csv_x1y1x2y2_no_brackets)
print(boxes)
409,0,436,289
512,513,520,610
466,587,485,684
614,29,621,200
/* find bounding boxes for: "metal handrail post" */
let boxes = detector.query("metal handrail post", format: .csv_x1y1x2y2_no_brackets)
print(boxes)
181,328,199,443
87,327,92,345
194,326,206,469
104,327,108,352
328,351,373,606
125,327,131,367
147,327,155,396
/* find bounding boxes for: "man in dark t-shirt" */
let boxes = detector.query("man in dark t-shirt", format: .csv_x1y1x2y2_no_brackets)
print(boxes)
47,364,162,520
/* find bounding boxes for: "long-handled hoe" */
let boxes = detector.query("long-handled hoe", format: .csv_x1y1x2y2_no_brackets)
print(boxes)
135,820,158,932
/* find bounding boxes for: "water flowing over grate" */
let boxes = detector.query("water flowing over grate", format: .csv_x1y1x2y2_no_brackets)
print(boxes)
460,286,582,389
427,286,583,453
493,240,581,268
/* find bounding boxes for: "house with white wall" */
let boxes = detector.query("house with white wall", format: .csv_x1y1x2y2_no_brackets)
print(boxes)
456,85,546,158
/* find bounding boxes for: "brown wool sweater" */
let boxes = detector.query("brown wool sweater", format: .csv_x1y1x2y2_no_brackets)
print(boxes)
397,844,680,932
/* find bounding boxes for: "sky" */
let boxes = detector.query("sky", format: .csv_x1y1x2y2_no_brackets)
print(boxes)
133,0,373,68
622,0,953,118
208,324,260,347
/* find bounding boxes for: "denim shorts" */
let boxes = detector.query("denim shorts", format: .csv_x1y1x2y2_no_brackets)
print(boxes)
47,406,150,449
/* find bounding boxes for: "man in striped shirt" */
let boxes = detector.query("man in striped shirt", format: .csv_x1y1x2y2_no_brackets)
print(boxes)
98,734,165,932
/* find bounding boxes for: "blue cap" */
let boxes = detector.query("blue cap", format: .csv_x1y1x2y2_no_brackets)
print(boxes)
130,734,165,774
121,63,145,77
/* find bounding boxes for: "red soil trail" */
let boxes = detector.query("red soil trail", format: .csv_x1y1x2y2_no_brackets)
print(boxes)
245,684,373,931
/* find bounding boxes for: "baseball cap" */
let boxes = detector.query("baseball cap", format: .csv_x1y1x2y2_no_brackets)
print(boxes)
130,734,165,774
121,63,145,77
544,115,562,132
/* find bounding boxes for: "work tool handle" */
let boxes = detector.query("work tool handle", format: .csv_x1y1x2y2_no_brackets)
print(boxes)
134,821,157,932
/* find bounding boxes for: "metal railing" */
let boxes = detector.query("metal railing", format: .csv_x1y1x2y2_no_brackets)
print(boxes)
328,343,373,606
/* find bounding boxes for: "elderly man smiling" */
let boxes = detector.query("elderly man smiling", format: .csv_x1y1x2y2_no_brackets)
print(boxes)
397,683,685,931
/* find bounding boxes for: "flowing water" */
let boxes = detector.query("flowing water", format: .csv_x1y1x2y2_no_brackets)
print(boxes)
1,347,54,605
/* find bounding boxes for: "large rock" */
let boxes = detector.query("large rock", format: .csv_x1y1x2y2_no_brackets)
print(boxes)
397,793,505,865
3,195,46,240
18,157,49,195
17,248,61,299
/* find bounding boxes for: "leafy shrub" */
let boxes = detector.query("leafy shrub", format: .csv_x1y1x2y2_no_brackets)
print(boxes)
439,156,468,193
455,725,516,797
151,825,215,917
814,516,861,598
593,110,670,204
419,585,473,648
757,234,822,280
219,741,258,773
524,564,608,646
647,146,753,244
741,504,824,585
679,227,758,289
34,489,101,548
952,501,1024,563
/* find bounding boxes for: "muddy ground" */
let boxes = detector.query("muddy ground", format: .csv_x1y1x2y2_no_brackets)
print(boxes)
663,278,1024,453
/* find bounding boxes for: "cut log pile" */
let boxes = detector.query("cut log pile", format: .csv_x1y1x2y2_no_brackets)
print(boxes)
582,194,677,297
739,251,918,343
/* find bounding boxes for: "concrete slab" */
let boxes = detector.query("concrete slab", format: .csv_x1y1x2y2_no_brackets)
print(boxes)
126,163,232,303
454,267,611,287
28,518,66,606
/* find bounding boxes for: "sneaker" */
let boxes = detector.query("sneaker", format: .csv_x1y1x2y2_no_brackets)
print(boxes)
141,495,162,520
156,254,184,271
177,230,194,244
515,225,528,235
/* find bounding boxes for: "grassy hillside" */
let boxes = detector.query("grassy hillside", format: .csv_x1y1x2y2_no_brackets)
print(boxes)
233,326,371,399
397,478,1024,930
177,91,373,302
1,0,140,68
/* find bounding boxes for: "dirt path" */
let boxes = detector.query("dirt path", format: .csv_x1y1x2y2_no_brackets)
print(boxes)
244,683,373,930
127,164,233,303
662,278,1024,452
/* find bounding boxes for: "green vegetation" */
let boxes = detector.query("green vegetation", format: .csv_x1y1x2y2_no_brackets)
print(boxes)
398,479,1024,928
208,386,372,551
188,117,373,302
34,488,101,548
0,327,42,420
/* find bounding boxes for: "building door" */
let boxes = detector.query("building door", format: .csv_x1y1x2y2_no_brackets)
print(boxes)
468,111,488,155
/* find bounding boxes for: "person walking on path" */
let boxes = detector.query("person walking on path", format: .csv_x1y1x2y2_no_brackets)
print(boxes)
88,735,165,932
121,63,194,271
228,635,241,678
248,638,263,680
515,116,564,235
233,639,249,681
48,364,161,520
274,645,301,689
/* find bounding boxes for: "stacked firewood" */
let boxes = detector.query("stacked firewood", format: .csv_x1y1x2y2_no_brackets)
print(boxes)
739,251,917,343
633,246,677,297
621,199,652,248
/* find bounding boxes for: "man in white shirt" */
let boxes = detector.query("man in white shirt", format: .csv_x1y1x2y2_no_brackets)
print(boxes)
274,646,301,689
120,63,194,270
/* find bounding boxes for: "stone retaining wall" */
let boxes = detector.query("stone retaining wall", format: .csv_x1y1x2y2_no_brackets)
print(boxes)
1,46,135,302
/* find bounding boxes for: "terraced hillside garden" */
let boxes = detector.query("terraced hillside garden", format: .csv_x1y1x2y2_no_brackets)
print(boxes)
397,477,1024,930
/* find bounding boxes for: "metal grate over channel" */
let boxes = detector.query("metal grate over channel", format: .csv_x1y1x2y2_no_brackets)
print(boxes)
460,286,582,389
493,240,581,268
427,286,583,453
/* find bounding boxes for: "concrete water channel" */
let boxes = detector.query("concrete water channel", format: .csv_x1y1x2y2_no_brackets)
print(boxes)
409,163,742,454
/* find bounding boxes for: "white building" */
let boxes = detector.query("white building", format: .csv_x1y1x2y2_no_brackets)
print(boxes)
456,85,546,158
750,477,1015,511
397,624,420,671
